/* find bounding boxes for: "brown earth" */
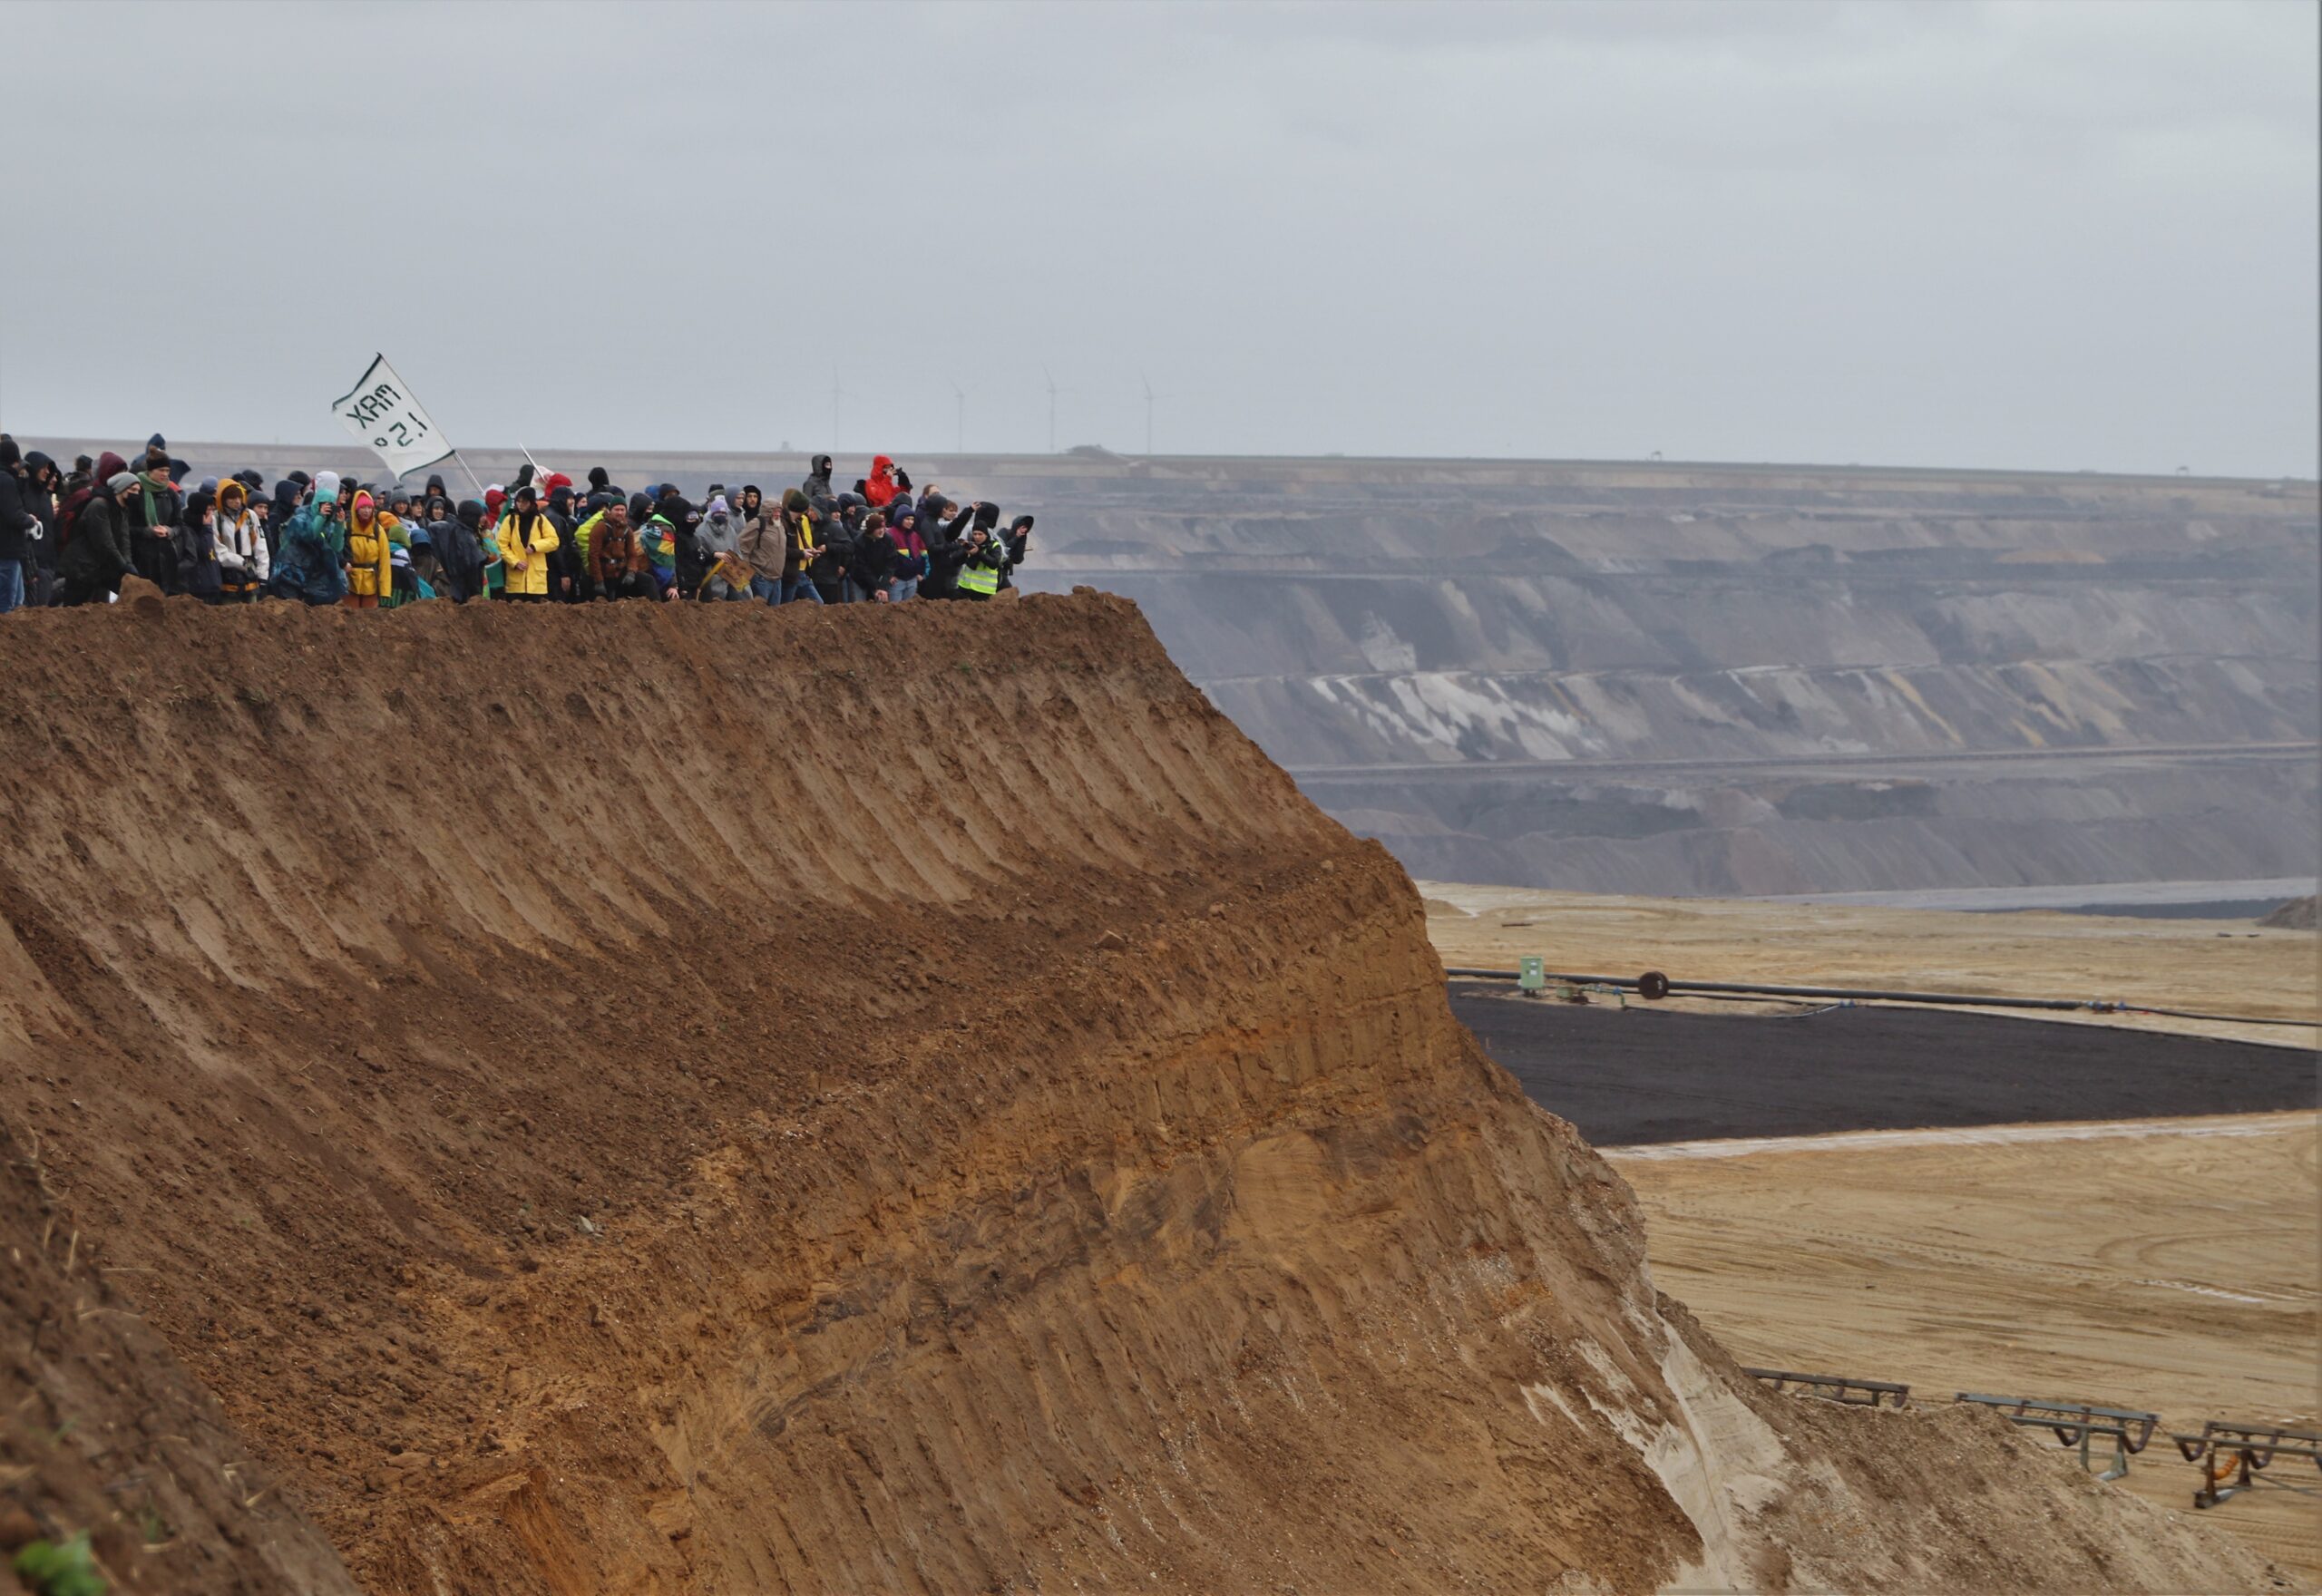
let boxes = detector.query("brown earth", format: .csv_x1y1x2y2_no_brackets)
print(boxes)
0,1119,359,1593
0,591,2287,1592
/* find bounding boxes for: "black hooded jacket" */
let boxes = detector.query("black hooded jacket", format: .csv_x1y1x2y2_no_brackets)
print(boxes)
18,453,60,569
430,501,487,601
268,481,302,560
802,454,833,500
0,448,34,564
59,491,132,586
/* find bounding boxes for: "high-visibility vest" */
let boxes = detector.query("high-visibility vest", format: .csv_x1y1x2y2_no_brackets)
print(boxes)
957,559,1000,597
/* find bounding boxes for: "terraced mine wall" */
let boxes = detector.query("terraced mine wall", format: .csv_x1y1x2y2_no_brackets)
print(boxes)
1003,456,2321,897
0,593,2273,1592
58,441,2320,898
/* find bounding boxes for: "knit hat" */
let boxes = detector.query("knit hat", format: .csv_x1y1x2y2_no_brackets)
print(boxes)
707,495,729,519
107,472,140,497
456,500,485,529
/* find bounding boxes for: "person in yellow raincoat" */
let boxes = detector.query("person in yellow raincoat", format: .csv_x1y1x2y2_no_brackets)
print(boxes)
342,490,394,608
496,482,561,601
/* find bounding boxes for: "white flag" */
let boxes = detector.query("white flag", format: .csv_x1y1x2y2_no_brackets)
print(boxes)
330,354,455,479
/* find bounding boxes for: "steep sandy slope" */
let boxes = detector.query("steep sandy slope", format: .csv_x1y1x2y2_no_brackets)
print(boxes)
0,591,2278,1593
0,1120,360,1593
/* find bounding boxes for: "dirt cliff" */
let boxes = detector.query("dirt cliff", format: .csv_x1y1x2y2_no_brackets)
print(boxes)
0,591,2278,1592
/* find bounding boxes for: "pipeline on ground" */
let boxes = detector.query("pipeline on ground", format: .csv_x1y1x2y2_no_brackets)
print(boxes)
1440,967,2317,1029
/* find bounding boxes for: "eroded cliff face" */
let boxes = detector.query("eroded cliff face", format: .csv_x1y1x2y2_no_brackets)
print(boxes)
0,593,2274,1592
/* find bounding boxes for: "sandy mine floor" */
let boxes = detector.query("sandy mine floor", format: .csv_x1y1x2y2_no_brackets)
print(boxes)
1612,1114,2321,1585
1421,882,2321,1046
1420,883,2320,1584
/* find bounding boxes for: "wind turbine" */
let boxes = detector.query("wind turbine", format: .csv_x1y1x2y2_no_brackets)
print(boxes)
1138,373,1182,457
948,379,970,454
831,371,855,455
1043,367,1077,455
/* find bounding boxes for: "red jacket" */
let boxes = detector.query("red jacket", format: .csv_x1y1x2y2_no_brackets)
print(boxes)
863,455,900,508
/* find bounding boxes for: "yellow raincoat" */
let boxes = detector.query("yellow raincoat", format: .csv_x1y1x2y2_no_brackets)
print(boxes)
498,508,561,598
345,495,394,599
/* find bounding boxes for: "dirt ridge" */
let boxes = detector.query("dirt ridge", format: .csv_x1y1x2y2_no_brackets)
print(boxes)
0,591,2279,1592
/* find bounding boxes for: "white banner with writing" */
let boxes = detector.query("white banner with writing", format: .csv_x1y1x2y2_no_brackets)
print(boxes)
330,354,455,478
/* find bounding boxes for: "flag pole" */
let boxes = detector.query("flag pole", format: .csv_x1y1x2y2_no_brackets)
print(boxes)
449,451,488,499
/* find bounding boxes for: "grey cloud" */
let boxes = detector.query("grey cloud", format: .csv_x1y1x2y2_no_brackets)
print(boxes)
1,0,2311,476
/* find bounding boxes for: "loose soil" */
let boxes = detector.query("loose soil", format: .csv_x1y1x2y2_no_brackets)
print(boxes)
1450,988,2317,1144
0,594,2285,1592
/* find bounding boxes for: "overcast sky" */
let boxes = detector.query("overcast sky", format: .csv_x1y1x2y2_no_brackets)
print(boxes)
4,0,2315,476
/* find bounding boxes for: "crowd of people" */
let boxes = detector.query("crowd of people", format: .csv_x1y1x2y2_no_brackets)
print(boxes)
0,437,1035,614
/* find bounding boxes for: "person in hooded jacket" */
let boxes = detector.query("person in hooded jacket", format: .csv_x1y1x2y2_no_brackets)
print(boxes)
543,478,587,601
212,479,268,601
180,491,224,602
0,437,39,614
13,449,63,608
496,484,561,601
342,490,394,608
696,494,750,600
914,498,979,600
806,497,854,603
738,487,784,603
430,500,487,601
951,521,1008,600
667,492,710,598
885,502,928,601
59,471,141,606
863,454,902,509
847,511,898,602
802,454,833,501
769,489,821,605
268,472,350,606
268,478,303,562
638,500,684,599
55,450,123,569
999,514,1034,591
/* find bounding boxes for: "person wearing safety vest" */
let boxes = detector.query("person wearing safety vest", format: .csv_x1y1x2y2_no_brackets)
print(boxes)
953,524,1005,599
